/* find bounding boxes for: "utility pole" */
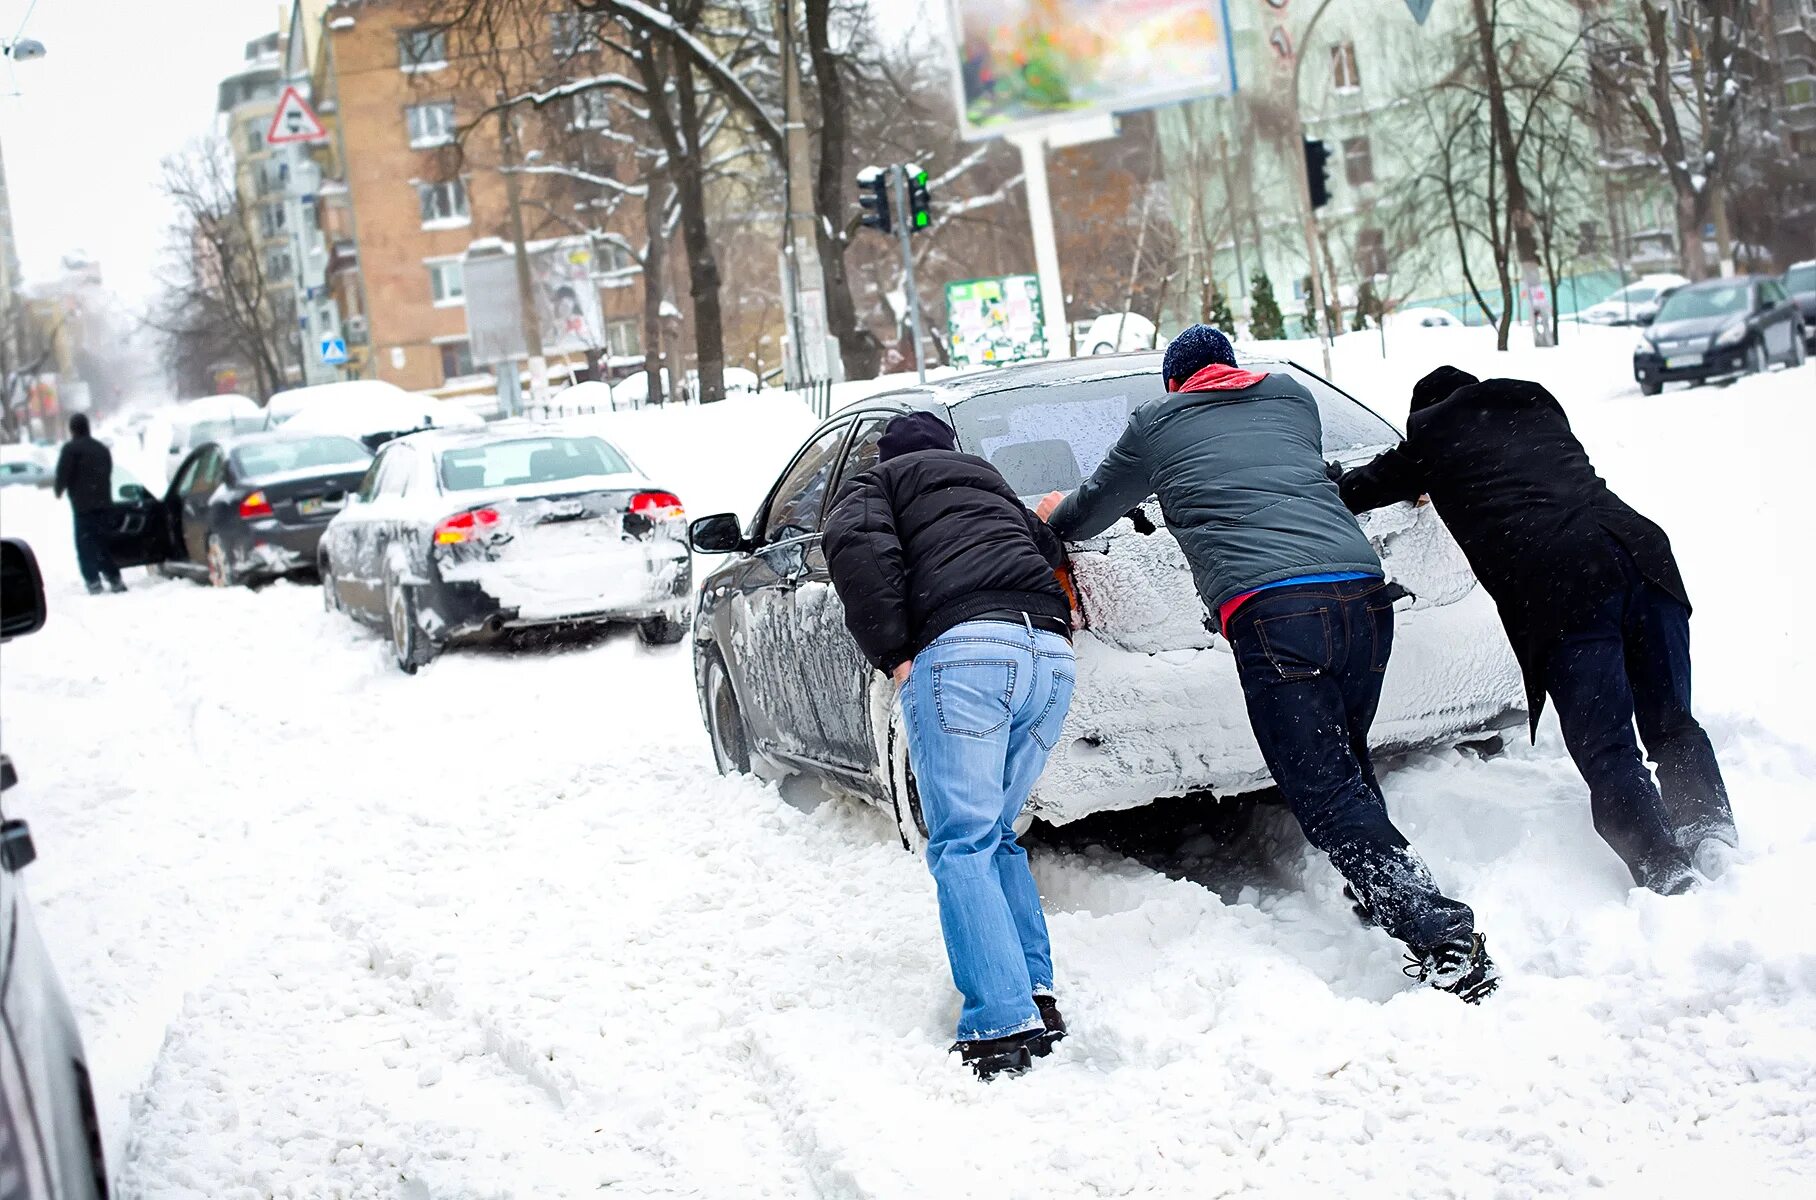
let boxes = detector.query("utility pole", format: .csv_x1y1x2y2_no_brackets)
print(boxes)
775,0,831,388
496,98,549,412
889,165,927,382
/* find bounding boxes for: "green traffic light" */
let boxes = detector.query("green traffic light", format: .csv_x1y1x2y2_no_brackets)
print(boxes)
914,211,929,228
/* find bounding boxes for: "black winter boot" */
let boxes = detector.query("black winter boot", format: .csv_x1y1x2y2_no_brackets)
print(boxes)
953,1031,1040,1081
1030,995,1066,1057
1405,933,1500,1003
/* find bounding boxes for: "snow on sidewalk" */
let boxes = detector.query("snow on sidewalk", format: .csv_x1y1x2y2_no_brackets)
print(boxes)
1,348,1813,1197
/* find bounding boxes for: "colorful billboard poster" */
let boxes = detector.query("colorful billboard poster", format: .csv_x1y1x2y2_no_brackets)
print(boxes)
466,238,607,365
946,274,1047,367
948,0,1237,139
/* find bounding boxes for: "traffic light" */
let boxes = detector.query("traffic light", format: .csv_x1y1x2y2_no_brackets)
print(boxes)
1303,138,1332,210
857,165,892,235
905,162,932,232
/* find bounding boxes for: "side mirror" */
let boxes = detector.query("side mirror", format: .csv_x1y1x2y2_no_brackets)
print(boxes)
119,483,152,502
1,538,48,641
688,513,746,554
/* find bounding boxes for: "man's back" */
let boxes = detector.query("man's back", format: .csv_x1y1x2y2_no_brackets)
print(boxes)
55,434,113,513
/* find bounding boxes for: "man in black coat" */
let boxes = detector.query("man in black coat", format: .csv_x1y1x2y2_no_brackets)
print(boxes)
1338,367,1732,892
822,411,1075,1082
53,414,126,594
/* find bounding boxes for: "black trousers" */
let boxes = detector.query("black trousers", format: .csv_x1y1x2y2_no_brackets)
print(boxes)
1544,554,1732,888
72,508,121,588
1228,578,1476,953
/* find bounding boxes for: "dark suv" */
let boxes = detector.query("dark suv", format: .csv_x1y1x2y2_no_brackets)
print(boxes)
1632,275,1807,394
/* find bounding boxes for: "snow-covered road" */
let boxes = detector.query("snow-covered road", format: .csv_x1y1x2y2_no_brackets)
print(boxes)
3,337,1815,1197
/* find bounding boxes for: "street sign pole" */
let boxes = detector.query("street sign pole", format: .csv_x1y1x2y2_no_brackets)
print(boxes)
1010,134,1067,360
890,165,927,383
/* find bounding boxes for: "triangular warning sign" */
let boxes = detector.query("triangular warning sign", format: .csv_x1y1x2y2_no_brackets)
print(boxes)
1403,0,1437,23
266,85,327,145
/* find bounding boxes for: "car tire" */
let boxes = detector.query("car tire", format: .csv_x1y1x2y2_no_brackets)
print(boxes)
637,613,687,645
701,650,751,775
886,705,929,854
1749,341,1769,376
1639,377,1663,397
206,534,237,588
320,554,342,613
1789,335,1807,369
386,576,433,674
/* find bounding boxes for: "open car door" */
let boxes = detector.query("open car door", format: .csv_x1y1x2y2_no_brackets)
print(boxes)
102,461,173,569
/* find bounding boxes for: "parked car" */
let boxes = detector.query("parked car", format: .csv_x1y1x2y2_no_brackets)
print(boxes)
89,432,374,587
1633,275,1807,395
686,353,1526,847
0,538,110,1199
318,423,693,673
1389,307,1463,330
1783,259,1816,352
277,380,484,449
1075,312,1158,354
1575,274,1689,326
163,395,265,484
0,443,54,488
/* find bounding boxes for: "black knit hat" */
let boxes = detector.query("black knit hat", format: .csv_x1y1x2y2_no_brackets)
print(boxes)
1162,324,1239,386
878,410,957,461
1410,366,1480,414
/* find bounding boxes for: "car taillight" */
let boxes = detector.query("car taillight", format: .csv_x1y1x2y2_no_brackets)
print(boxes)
435,507,501,544
629,490,685,519
238,491,273,519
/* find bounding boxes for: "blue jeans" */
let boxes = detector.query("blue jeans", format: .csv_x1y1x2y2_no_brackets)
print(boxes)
1544,547,1731,885
901,619,1075,1042
1226,578,1476,953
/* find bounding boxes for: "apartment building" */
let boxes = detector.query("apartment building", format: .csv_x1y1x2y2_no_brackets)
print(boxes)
217,31,302,384
306,0,647,398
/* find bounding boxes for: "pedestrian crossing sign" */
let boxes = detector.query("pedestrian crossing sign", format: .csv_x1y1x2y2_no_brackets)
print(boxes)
320,337,349,365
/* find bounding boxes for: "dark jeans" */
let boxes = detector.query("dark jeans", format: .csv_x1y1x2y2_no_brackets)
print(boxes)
1227,578,1475,953
72,508,121,589
1545,553,1732,887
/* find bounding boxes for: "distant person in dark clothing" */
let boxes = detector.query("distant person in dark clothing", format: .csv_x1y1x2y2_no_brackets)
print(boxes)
1038,326,1497,1002
822,411,1075,1081
1338,367,1732,892
54,414,125,594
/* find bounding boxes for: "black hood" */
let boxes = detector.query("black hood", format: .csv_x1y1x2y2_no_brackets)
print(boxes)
878,411,957,461
1410,366,1480,414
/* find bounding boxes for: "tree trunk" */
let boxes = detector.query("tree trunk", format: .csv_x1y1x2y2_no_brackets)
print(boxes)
803,0,880,380
1471,0,1552,348
640,179,668,407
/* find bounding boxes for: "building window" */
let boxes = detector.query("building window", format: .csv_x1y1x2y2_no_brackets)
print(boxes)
406,101,456,148
603,318,639,358
1786,78,1815,108
597,241,637,274
1357,228,1387,277
245,119,266,156
259,202,287,239
550,12,599,58
427,259,465,306
397,27,448,72
1332,42,1361,93
416,178,469,227
266,248,294,280
571,89,611,130
439,340,476,380
1342,136,1374,186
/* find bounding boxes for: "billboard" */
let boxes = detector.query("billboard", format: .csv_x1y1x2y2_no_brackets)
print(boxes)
946,274,1047,367
465,238,607,366
948,0,1237,139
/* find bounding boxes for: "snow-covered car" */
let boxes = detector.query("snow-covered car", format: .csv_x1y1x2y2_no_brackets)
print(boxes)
272,379,484,449
0,538,110,1199
1075,312,1158,355
318,423,693,672
1633,275,1807,395
164,394,264,482
686,353,1526,845
0,443,54,488
1575,274,1689,326
1389,307,1463,329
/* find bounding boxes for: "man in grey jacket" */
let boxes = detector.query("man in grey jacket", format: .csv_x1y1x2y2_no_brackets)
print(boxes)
1037,325,1496,1001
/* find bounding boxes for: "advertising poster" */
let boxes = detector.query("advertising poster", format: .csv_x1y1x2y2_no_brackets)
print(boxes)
466,238,606,365
946,275,1047,367
948,0,1237,139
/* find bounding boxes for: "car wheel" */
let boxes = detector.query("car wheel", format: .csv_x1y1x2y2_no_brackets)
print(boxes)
1639,377,1663,397
637,613,687,645
386,577,433,674
320,554,342,613
1789,335,1807,368
701,650,751,775
1749,341,1769,376
886,705,929,854
206,534,237,588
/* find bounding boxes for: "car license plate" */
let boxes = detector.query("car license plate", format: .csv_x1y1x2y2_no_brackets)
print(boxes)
298,496,341,517
1665,353,1702,369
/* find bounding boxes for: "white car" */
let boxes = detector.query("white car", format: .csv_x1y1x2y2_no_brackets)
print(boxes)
1575,275,1690,326
0,443,55,488
1076,312,1158,355
1390,307,1463,329
687,353,1526,845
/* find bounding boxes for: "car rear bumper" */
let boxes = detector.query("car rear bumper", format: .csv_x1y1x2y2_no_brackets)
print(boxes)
235,519,331,578
420,541,691,640
1027,587,1527,825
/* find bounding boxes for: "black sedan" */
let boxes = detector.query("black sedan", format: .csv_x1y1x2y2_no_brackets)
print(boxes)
1633,275,1807,394
318,423,693,673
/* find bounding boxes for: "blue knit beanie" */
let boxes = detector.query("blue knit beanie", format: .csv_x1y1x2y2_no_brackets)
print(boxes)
1162,324,1238,386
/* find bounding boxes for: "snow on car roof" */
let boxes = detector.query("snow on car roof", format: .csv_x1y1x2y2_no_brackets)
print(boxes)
388,419,630,455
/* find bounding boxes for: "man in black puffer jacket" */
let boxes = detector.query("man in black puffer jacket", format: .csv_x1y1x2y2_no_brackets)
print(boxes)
1339,366,1730,892
54,414,125,594
823,411,1075,1082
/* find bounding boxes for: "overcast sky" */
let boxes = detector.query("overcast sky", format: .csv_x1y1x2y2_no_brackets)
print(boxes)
0,0,944,309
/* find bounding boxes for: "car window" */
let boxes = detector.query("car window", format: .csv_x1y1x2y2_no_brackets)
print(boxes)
1758,280,1787,305
1657,284,1749,321
110,463,151,503
230,436,370,478
1787,265,1816,293
1622,286,1658,304
762,422,850,543
355,450,388,503
828,417,891,502
437,436,631,491
189,447,226,495
172,451,203,495
378,448,416,498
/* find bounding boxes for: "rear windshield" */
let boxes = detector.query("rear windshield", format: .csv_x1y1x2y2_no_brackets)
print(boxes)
1787,265,1816,293
231,436,371,478
437,435,631,491
950,365,1400,498
1657,283,1750,322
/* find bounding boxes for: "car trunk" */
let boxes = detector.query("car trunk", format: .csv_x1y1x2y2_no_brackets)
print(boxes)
433,488,688,622
251,467,370,526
